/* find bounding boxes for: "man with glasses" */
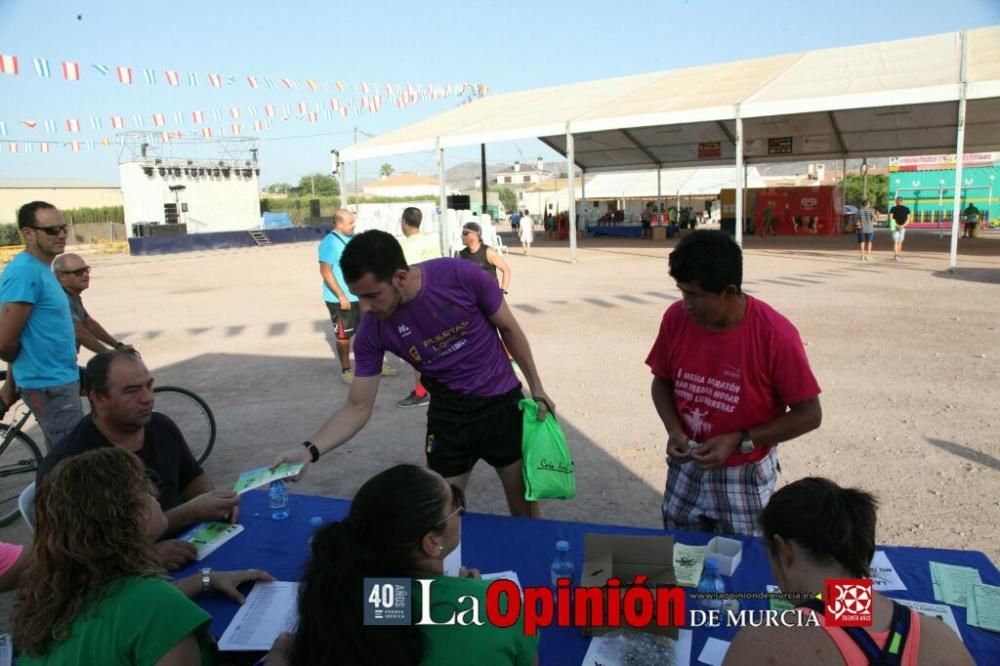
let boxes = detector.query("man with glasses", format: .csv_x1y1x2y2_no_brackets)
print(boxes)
0,201,82,447
53,253,132,354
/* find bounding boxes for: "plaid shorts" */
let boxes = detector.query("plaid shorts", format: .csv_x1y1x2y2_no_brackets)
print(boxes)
661,447,779,536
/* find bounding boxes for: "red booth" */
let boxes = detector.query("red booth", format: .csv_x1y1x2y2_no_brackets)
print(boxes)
752,186,844,236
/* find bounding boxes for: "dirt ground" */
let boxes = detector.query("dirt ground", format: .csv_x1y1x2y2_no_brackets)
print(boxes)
0,226,997,629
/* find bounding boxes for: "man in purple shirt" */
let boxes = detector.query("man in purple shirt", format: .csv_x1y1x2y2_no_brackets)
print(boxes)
273,230,554,517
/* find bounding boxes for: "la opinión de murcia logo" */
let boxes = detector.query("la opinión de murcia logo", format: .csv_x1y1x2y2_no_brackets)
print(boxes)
824,579,873,627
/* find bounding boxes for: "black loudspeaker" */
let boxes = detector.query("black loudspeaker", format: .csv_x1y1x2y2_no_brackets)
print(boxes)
447,195,471,210
164,203,179,224
309,199,321,218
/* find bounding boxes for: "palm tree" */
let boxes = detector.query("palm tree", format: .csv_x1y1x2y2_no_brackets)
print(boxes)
379,163,395,178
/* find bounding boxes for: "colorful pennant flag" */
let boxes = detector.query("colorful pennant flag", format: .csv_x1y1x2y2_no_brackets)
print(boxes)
90,117,102,130
62,61,80,80
306,80,317,91
188,72,199,87
297,101,308,115
101,137,111,147
246,75,258,89
264,77,274,89
8,143,17,154
0,121,7,136
33,58,51,77
117,66,132,84
110,115,125,129
173,111,183,125
40,142,49,153
151,112,165,127
70,141,80,153
253,119,264,131
230,107,240,119
86,140,94,151
132,113,143,128
66,118,81,132
231,123,241,135
44,119,56,133
212,108,222,121
92,64,109,75
335,80,345,92
19,120,38,129
307,111,318,124
263,104,275,117
192,110,204,124
0,54,19,75
281,78,295,89
201,127,212,138
164,70,180,86
208,73,222,88
143,68,156,85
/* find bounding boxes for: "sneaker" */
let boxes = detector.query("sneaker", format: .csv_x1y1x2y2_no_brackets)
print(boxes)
397,391,430,408
894,255,901,262
381,361,398,377
340,368,354,384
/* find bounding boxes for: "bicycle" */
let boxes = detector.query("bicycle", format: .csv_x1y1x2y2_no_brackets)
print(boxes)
0,371,217,526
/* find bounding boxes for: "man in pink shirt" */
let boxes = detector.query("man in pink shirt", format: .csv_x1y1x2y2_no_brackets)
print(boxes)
646,231,822,535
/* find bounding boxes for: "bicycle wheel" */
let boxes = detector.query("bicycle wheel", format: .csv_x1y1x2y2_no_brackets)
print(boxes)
0,425,43,527
153,386,217,465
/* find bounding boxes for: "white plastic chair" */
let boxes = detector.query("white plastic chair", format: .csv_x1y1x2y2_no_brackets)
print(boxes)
18,481,35,531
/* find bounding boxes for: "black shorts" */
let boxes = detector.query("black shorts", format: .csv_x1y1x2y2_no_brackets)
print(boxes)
325,302,360,340
424,385,524,478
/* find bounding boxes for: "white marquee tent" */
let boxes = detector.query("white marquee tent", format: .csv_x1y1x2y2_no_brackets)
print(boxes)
341,27,1000,267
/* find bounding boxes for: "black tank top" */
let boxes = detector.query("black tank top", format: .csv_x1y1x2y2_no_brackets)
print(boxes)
459,244,497,279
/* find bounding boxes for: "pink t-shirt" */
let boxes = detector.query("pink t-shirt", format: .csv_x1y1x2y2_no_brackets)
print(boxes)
645,296,821,466
0,542,23,577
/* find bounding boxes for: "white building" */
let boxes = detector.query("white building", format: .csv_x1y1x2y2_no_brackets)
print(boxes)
363,173,446,198
494,158,553,186
119,159,260,236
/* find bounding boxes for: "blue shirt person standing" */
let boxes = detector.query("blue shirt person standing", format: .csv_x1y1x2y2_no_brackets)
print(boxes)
0,202,82,448
318,209,361,384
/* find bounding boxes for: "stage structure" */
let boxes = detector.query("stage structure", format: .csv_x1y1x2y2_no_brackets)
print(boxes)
118,132,261,238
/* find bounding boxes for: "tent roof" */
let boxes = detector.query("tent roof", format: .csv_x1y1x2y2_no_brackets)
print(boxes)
342,27,1000,172
578,167,766,199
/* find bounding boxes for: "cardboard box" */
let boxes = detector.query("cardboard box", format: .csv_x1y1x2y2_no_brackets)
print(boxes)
706,536,743,576
652,226,667,241
580,533,679,638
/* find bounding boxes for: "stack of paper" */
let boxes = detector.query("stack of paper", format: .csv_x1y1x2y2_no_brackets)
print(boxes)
966,583,1000,633
179,522,245,560
219,582,300,651
869,551,907,592
929,562,981,607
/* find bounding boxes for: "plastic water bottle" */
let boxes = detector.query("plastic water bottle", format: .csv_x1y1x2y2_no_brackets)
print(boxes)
268,480,289,521
696,556,725,611
550,540,575,587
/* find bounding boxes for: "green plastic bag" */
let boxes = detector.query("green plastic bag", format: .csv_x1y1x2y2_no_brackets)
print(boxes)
519,398,575,501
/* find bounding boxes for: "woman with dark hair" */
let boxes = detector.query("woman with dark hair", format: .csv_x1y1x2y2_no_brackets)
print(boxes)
15,447,273,665
266,464,538,665
724,477,973,666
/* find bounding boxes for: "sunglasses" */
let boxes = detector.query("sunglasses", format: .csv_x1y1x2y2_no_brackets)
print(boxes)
60,266,91,277
28,224,68,236
436,484,467,525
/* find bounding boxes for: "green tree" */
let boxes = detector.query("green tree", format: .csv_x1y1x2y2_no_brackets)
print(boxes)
296,173,341,196
841,173,889,211
497,187,517,214
264,182,292,194
379,163,395,178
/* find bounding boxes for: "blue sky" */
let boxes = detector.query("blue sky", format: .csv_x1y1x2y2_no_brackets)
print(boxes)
0,0,997,187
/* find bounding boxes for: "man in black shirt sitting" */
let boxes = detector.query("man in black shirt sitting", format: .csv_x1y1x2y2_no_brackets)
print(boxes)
37,350,239,569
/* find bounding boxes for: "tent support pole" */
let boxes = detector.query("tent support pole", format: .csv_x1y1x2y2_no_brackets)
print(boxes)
657,166,662,211
480,144,488,214
949,31,968,272
438,143,448,256
841,157,847,217
735,107,744,247
580,169,587,226
567,129,577,264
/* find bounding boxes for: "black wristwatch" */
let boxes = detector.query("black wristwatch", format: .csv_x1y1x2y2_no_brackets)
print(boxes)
739,429,755,454
302,440,320,463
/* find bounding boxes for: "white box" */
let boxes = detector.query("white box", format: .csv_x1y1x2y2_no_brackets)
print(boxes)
706,536,743,576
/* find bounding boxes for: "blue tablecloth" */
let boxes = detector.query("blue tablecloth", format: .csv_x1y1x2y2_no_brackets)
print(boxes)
586,225,642,237
183,491,1000,664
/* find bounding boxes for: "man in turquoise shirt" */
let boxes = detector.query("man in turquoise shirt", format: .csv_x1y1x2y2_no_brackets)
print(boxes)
0,202,82,448
318,209,361,384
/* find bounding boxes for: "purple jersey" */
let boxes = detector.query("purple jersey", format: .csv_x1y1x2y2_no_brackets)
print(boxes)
354,258,519,397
